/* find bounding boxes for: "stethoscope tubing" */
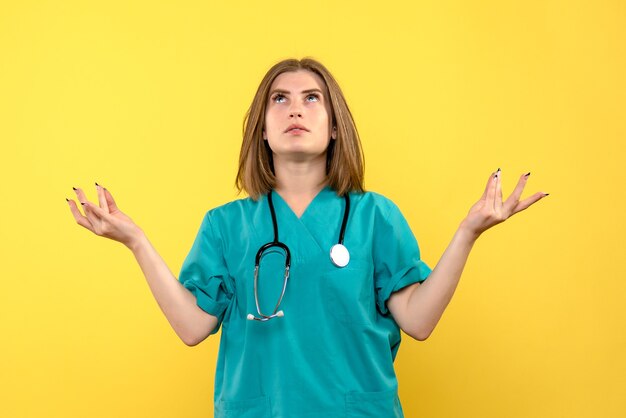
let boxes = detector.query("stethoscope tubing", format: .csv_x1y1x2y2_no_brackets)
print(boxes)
248,188,350,321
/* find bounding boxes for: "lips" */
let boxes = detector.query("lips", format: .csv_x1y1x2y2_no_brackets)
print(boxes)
285,124,309,133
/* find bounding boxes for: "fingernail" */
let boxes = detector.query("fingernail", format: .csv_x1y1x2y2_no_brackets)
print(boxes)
525,172,531,177
66,198,69,202
73,187,77,190
543,193,550,197
81,202,86,205
95,182,100,189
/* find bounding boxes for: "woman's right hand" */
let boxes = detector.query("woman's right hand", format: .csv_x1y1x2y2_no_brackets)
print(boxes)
67,183,145,250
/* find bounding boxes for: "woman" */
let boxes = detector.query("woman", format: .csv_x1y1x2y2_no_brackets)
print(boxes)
67,57,547,417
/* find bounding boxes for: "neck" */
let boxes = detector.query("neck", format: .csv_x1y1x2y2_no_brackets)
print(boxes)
273,154,328,197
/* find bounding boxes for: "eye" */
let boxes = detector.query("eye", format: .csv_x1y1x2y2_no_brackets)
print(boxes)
306,93,320,102
272,94,286,103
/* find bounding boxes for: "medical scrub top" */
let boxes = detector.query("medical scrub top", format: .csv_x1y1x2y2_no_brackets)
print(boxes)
178,185,432,418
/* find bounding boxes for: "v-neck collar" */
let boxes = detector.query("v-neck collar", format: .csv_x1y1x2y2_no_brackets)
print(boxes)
260,185,344,260
271,185,335,221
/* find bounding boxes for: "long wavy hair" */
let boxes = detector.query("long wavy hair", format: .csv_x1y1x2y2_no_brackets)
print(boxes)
235,57,365,200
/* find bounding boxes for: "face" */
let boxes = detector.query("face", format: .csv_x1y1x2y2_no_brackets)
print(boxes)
263,70,336,162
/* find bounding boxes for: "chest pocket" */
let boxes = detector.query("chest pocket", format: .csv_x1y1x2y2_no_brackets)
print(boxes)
321,260,375,326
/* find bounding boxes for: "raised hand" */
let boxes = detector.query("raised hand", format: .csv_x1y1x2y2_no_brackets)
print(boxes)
460,169,548,240
67,183,145,249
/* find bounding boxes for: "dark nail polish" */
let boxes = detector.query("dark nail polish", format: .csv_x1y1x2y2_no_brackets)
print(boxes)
81,202,86,205
95,182,99,187
544,193,550,196
66,198,69,202
524,172,531,177
73,187,77,190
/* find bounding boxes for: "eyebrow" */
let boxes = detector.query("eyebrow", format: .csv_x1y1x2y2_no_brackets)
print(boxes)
269,88,324,96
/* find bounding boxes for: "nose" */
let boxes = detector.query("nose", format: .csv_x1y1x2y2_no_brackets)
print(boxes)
288,102,303,118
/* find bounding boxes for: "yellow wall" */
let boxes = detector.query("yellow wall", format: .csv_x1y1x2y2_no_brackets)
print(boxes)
1,1,624,417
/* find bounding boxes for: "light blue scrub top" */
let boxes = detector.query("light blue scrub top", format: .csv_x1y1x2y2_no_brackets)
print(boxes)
179,186,432,418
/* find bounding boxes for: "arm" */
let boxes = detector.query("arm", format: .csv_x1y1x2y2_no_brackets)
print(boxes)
68,184,218,346
388,169,548,341
387,224,476,341
129,233,218,346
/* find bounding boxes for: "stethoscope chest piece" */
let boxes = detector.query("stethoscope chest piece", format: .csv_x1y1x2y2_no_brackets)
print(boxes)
330,243,350,268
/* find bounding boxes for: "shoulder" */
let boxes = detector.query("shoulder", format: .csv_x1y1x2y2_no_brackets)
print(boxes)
206,197,263,219
203,195,259,224
350,189,400,219
207,195,254,214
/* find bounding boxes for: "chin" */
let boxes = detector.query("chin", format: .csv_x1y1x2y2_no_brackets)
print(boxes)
275,148,327,162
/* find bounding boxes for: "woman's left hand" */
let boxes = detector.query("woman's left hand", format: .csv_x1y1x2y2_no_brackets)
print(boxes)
460,169,548,240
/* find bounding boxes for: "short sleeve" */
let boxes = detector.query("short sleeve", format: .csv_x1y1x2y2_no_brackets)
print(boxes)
178,211,234,335
373,200,432,315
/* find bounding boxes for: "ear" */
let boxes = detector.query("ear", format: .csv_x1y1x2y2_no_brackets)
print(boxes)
263,129,267,140
331,126,337,140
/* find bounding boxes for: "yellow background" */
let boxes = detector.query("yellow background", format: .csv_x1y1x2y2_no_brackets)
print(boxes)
1,1,624,417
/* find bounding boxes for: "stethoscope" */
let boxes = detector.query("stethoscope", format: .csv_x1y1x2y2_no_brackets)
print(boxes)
246,189,351,322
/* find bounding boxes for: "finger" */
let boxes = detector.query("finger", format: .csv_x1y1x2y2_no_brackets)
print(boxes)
503,172,530,213
511,192,548,215
479,170,496,201
486,169,497,209
67,198,95,232
72,186,90,211
95,182,109,212
103,187,120,213
82,200,117,236
73,186,97,221
82,200,109,220
81,200,103,230
495,168,503,211
72,186,108,232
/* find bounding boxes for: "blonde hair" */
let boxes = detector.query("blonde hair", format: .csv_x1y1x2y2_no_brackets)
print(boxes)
235,57,365,200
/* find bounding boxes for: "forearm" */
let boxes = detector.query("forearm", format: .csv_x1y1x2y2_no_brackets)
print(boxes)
129,233,218,345
408,223,478,340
